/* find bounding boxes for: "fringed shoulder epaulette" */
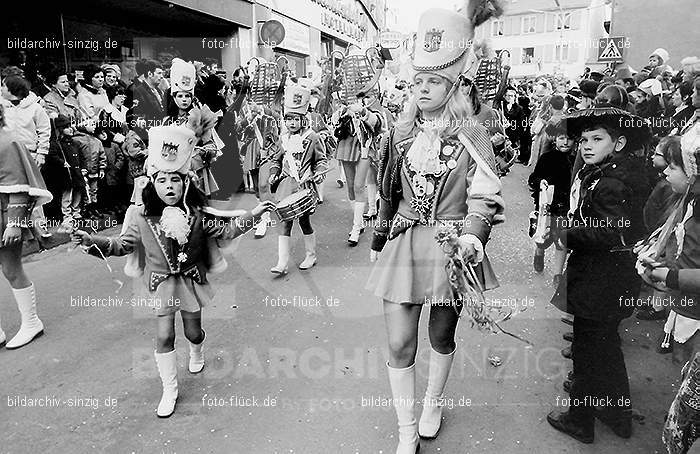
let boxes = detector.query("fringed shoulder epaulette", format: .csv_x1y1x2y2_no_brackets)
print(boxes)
459,124,499,176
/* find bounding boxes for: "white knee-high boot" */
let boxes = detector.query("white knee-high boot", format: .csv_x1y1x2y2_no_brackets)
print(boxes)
365,184,378,217
348,201,366,246
255,211,270,238
188,330,205,374
387,362,420,454
154,350,178,417
418,347,456,438
6,283,44,350
299,233,317,270
271,236,290,275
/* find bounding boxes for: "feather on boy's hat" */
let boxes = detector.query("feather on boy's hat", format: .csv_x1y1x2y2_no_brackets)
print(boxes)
146,125,196,177
412,1,504,84
170,58,196,94
284,84,311,115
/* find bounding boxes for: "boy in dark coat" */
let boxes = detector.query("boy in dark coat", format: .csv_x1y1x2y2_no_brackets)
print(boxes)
547,107,652,443
46,115,87,229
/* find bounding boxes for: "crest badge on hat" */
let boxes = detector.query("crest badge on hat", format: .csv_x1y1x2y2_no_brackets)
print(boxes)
284,84,311,115
170,58,196,94
146,125,196,177
424,28,444,53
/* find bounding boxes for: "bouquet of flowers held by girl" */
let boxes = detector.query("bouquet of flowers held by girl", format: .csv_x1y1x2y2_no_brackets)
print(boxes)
435,224,531,344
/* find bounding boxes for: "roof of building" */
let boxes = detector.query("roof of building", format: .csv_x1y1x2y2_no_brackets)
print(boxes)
499,0,591,15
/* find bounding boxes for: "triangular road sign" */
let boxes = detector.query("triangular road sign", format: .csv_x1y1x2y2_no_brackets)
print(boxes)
600,40,622,60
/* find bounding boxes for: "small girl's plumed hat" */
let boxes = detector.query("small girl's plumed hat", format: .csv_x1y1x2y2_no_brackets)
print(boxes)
145,125,196,177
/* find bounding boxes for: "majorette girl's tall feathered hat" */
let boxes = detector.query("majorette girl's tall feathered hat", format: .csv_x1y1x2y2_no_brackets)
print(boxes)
412,1,504,85
284,84,312,116
145,125,196,177
170,58,196,94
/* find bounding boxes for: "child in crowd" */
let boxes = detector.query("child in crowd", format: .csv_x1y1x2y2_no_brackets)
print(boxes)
527,121,575,283
641,125,700,364
48,115,87,230
72,121,106,218
548,107,651,443
637,136,683,322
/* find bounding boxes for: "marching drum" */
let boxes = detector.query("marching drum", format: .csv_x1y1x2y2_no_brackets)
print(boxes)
275,189,318,222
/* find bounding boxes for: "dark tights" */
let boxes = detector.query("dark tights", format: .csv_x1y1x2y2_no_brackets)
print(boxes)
280,213,313,236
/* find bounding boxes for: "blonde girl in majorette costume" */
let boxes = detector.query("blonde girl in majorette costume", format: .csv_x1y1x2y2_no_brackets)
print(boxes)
73,124,274,418
366,3,505,453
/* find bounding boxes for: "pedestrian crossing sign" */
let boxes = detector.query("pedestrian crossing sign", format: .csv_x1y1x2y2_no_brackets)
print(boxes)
598,37,627,62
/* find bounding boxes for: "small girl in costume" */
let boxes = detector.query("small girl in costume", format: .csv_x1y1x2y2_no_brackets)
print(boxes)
72,124,274,418
268,84,328,275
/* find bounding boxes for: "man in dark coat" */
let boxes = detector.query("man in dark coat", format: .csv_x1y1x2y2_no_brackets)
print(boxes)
129,59,165,128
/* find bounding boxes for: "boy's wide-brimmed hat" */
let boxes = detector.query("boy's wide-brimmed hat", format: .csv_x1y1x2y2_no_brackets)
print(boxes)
146,125,196,177
563,106,652,150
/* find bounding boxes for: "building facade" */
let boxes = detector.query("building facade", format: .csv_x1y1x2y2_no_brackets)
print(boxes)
472,0,611,80
1,0,384,84
609,0,700,70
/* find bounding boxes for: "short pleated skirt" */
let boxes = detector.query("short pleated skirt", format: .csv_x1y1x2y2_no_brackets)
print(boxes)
366,225,499,305
334,137,362,162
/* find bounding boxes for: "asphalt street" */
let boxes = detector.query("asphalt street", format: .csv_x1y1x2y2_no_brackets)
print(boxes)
0,163,680,453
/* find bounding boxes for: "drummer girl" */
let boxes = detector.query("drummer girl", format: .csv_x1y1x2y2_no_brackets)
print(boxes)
268,84,328,275
73,124,274,418
366,7,504,453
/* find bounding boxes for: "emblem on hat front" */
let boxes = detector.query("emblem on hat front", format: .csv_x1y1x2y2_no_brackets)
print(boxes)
161,142,179,161
424,28,444,53
180,75,192,87
293,93,303,104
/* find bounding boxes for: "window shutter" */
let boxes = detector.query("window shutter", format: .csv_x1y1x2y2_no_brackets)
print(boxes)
570,10,582,29
544,44,554,63
536,13,545,33
546,13,555,32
